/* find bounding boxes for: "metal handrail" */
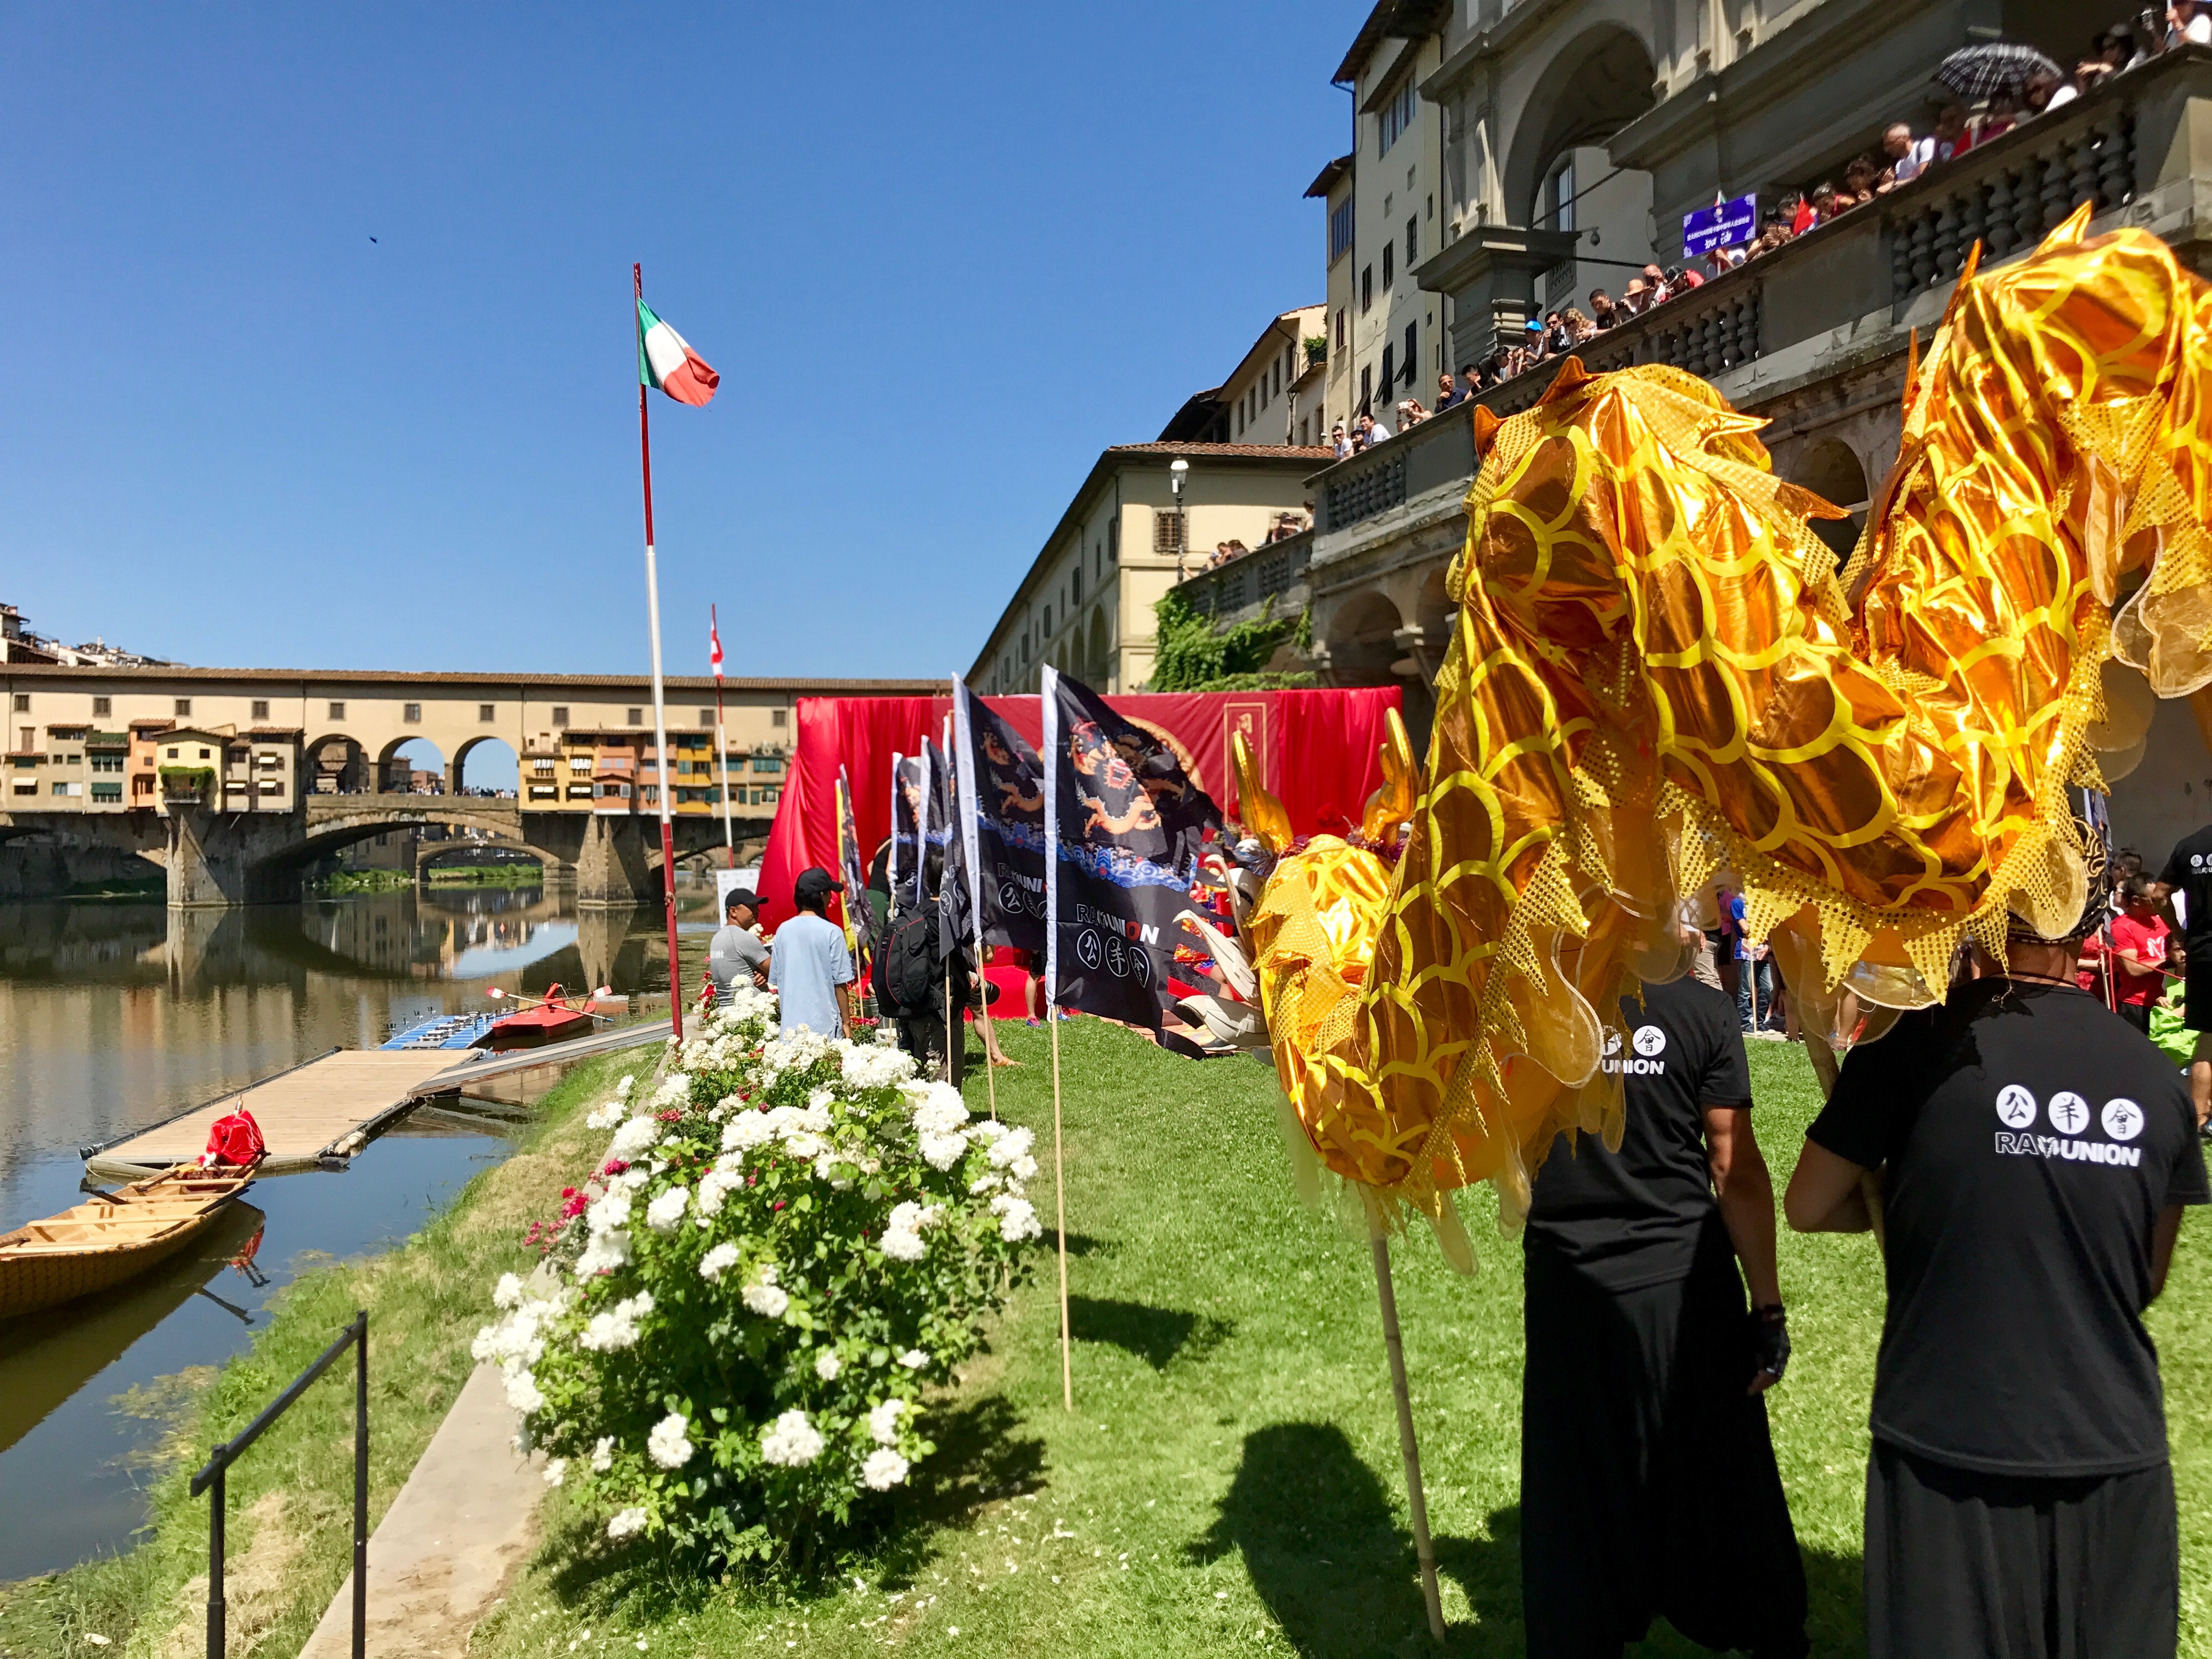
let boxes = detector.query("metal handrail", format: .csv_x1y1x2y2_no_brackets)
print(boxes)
189,1311,368,1659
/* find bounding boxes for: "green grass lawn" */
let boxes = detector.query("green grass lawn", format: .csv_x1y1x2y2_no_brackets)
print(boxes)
9,1020,2204,1658
465,1020,2212,1658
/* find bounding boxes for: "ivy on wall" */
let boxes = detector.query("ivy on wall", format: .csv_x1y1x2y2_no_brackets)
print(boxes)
1147,588,1316,693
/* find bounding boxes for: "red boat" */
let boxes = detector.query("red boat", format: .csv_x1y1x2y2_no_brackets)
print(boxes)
486,984,597,1049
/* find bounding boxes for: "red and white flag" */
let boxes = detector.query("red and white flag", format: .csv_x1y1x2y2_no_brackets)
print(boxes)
709,606,725,680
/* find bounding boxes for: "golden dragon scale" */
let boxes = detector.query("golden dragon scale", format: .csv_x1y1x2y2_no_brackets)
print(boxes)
1243,209,2212,1252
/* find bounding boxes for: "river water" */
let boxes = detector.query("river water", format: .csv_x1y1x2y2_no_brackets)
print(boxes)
0,883,717,1582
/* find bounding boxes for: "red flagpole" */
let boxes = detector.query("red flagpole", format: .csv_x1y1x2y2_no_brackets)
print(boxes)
636,262,683,1042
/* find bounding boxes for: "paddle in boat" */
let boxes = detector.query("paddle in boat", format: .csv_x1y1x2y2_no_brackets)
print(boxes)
0,1165,255,1321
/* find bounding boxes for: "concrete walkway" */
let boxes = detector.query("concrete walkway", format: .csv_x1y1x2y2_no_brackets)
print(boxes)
299,1364,546,1659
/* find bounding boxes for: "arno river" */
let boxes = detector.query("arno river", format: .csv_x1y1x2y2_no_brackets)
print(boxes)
0,882,718,1582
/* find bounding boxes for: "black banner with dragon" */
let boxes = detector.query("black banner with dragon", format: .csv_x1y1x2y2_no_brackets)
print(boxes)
1040,668,1222,1030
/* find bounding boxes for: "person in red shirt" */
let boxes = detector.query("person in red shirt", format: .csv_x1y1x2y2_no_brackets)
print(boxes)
2108,874,2174,1033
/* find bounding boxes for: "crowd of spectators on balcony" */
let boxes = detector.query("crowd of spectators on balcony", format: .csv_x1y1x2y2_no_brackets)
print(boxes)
1423,14,2185,399
1319,13,2186,453
1186,507,1313,575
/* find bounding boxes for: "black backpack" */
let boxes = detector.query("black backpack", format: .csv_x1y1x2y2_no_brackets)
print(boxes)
874,909,939,1017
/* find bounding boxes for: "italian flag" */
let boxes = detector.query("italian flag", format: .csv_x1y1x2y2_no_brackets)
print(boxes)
637,300,720,407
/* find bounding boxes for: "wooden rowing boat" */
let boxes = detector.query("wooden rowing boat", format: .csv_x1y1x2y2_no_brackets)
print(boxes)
0,1167,252,1321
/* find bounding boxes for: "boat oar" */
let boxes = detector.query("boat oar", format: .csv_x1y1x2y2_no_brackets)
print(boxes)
486,985,620,1024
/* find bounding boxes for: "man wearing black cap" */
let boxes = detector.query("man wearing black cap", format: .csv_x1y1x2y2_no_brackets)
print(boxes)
709,889,769,998
769,867,854,1038
1787,845,2206,1657
1519,967,1806,1658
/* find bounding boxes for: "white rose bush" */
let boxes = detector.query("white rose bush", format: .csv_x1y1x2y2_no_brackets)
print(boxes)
475,988,1042,1564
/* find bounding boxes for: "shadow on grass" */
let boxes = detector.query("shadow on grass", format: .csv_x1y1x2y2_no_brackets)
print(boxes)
1193,1423,1865,1658
528,1392,1047,1620
1068,1295,1232,1371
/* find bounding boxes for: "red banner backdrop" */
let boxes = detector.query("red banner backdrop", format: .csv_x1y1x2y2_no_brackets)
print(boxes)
755,687,1404,927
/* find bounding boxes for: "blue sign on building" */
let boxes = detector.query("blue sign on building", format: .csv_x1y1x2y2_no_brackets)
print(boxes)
1682,194,1759,256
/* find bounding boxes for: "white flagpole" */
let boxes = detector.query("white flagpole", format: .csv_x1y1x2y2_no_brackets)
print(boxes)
952,680,998,1119
1041,667,1071,1410
635,262,683,1043
712,605,735,868
888,751,905,901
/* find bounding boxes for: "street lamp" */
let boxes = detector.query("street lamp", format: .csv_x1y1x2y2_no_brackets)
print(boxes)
1170,458,1189,578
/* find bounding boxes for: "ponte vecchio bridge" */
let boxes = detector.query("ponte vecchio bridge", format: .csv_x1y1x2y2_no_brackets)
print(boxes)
0,664,941,907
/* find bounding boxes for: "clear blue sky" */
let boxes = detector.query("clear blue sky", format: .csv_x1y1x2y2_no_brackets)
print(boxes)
1,5,1353,682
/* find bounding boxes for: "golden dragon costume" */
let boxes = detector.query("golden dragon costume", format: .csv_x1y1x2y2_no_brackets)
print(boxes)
1232,208,2212,1262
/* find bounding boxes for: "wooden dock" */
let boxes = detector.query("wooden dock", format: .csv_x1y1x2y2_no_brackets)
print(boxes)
85,1051,467,1181
81,1019,673,1182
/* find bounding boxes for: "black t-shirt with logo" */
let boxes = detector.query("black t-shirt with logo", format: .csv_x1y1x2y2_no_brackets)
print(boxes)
2159,823,2212,958
1809,978,2208,1477
1524,977,1752,1291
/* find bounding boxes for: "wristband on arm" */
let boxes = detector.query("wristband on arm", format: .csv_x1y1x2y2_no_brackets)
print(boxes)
1751,1303,1790,1383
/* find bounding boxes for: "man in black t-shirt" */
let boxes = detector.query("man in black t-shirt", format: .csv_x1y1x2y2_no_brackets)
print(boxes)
1520,975,1807,1658
2158,823,2212,1126
1787,905,2206,1657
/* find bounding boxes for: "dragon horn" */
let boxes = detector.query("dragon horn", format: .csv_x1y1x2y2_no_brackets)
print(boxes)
1233,730,1295,855
1360,706,1423,843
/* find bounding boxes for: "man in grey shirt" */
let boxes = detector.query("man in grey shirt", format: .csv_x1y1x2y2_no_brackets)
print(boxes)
769,867,854,1037
709,890,770,997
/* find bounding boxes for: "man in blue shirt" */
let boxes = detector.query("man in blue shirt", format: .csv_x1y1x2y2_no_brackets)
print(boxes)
769,867,854,1038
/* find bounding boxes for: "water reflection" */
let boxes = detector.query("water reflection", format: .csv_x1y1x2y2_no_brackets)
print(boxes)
0,883,714,1581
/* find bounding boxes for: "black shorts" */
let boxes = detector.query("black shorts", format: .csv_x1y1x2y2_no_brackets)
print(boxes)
1864,1442,2177,1658
1521,1229,1807,1658
2188,961,2212,1032
2116,1000,2154,1035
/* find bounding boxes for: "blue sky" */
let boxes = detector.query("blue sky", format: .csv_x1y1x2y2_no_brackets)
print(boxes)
1,5,1352,681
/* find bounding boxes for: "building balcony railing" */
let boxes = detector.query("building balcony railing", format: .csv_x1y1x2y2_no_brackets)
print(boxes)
1304,45,2212,545
1172,530,1315,623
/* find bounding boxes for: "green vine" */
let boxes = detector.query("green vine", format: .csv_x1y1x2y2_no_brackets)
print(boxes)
1147,589,1316,692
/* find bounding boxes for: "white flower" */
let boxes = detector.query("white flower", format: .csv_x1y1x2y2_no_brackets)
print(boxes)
493,1272,524,1310
919,1131,969,1171
1008,1154,1039,1181
608,1116,661,1162
879,1225,927,1262
579,1291,654,1352
647,1412,693,1469
698,1242,740,1282
590,1436,616,1472
783,1130,829,1160
695,1164,741,1217
644,1187,689,1234
742,1264,790,1319
986,1127,1034,1167
868,1398,907,1444
760,1409,825,1466
503,1368,545,1413
910,1082,970,1136
617,1074,636,1097
815,1348,842,1380
585,1102,624,1131
897,1348,929,1370
862,1447,911,1489
574,1228,631,1278
651,1072,693,1109
842,1043,916,1089
543,1458,567,1487
721,1111,776,1153
969,1118,1008,1144
991,1193,1042,1242
606,1506,648,1539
